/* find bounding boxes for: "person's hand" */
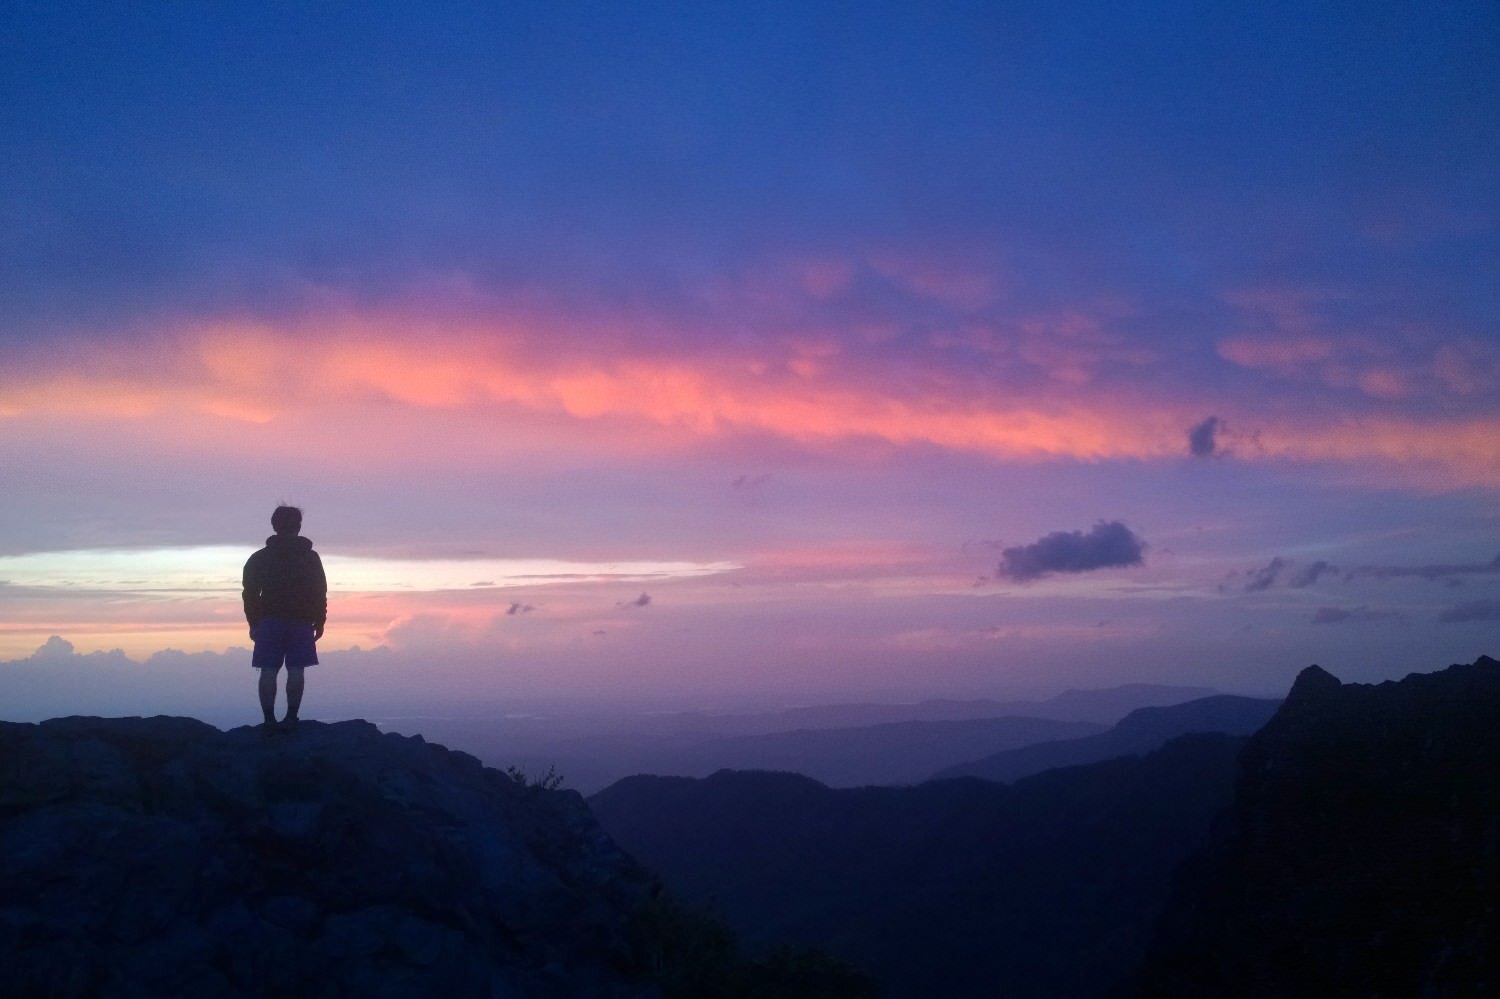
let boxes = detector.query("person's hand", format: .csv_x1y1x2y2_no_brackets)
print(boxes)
248,625,255,641
314,622,325,641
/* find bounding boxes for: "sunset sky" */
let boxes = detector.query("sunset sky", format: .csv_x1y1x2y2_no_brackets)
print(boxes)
3,3,1498,721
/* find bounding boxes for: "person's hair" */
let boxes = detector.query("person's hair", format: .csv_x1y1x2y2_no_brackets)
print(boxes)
270,505,303,535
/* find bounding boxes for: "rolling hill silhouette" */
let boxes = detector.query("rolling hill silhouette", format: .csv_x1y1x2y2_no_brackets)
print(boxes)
591,733,1246,997
410,682,1217,794
931,693,1281,783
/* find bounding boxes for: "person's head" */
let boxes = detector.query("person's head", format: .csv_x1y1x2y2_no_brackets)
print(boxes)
270,505,303,536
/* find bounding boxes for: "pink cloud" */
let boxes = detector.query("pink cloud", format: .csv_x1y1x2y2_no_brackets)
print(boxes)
1217,335,1337,374
1357,368,1410,400
3,302,1499,490
869,251,1002,311
799,259,857,299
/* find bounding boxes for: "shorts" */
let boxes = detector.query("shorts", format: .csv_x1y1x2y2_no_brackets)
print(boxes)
251,617,319,670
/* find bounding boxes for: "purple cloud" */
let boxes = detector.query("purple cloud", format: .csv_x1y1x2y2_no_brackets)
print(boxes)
1245,557,1288,593
1187,416,1223,458
1289,560,1338,588
997,521,1146,582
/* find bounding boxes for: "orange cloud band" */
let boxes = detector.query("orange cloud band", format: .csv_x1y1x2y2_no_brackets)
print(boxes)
3,315,1498,488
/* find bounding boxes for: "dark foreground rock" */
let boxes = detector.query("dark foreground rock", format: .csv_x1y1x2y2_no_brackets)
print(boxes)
1134,655,1500,997
0,716,663,996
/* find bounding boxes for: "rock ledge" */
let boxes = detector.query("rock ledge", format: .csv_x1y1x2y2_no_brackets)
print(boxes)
0,716,657,996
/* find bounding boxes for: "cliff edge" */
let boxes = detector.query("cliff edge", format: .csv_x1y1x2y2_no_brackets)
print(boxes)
0,717,659,996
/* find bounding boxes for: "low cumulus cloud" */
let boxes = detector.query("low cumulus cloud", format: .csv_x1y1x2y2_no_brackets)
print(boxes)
1289,560,1337,588
1235,552,1498,595
1234,556,1339,592
505,601,535,616
1244,557,1288,592
1437,599,1500,623
1187,416,1223,458
996,521,1146,582
618,592,652,609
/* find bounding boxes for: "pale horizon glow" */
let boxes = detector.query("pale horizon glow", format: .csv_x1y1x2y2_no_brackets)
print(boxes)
0,546,741,594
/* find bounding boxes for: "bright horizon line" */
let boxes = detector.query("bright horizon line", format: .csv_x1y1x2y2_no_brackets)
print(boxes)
0,545,742,594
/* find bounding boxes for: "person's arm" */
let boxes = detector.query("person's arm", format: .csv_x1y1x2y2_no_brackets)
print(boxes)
242,553,263,638
312,552,328,640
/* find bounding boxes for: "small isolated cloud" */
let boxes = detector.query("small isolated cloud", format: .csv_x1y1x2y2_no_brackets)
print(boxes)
996,521,1146,582
618,592,652,609
1245,557,1288,592
1437,599,1500,623
471,580,495,588
1312,606,1404,625
1289,560,1337,588
1239,556,1338,592
1187,416,1223,458
505,602,535,616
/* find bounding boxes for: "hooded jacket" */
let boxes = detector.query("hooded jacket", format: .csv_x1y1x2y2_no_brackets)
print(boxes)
242,534,328,628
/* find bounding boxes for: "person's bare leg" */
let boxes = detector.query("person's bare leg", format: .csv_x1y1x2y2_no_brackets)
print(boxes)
284,667,305,726
258,666,279,726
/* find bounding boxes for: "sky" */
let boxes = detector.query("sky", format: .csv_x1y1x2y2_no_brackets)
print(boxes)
2,2,1498,722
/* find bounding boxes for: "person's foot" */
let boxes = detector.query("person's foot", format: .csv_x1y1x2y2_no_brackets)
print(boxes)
280,715,299,732
260,718,278,732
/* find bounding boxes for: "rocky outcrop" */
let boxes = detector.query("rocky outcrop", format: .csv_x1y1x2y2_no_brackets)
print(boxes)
1134,655,1500,996
0,717,660,996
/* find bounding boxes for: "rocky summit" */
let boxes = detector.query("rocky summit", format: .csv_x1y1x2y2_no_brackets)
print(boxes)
0,717,660,997
1135,654,1500,997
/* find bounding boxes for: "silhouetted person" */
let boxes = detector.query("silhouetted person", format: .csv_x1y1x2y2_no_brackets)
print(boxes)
243,505,327,730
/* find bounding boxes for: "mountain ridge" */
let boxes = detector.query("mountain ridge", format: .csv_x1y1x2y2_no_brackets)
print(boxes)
1134,654,1500,996
590,732,1247,997
931,693,1281,783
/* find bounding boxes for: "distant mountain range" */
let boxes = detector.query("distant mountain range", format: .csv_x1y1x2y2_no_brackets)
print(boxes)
591,733,1247,997
591,655,1500,996
540,714,1103,790
931,694,1282,783
661,682,1223,732
407,682,1223,793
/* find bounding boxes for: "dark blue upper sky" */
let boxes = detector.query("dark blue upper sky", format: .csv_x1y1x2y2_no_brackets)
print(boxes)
5,2,1496,335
